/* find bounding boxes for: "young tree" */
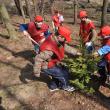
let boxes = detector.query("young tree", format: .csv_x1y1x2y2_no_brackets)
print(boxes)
0,2,17,39
101,0,109,26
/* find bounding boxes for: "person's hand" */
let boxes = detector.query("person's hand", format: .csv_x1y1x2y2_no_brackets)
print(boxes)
23,31,30,37
77,52,82,56
92,51,99,58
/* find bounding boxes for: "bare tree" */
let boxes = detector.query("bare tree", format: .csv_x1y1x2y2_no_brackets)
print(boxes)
37,0,45,16
50,0,55,15
25,0,33,21
87,0,90,3
0,2,17,39
101,0,109,26
32,0,38,15
19,0,26,22
14,0,22,15
73,0,78,24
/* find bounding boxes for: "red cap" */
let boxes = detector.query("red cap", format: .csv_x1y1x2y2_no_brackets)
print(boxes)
35,15,43,22
58,26,72,43
78,10,87,18
98,25,110,37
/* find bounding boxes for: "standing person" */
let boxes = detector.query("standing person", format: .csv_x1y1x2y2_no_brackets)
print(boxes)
33,26,75,92
52,10,64,35
93,25,110,85
78,10,97,53
20,15,51,54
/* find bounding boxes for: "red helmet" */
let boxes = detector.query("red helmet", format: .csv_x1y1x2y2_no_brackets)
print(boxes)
58,26,72,42
35,15,43,22
98,25,110,37
78,10,87,18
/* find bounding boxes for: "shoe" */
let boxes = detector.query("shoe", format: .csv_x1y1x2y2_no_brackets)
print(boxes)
63,86,75,92
49,88,59,92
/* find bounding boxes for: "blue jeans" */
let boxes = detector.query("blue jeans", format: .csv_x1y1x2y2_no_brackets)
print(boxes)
42,66,69,89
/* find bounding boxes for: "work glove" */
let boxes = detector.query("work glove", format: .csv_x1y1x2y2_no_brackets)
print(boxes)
85,41,93,47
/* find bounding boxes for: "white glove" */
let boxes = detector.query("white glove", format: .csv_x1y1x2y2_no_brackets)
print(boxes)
85,41,92,47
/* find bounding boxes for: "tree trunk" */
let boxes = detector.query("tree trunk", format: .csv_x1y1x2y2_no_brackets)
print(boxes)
73,0,78,24
37,0,44,16
25,0,33,21
0,2,17,39
19,0,26,22
32,0,38,15
87,0,90,3
101,0,108,27
14,0,22,15
50,0,55,15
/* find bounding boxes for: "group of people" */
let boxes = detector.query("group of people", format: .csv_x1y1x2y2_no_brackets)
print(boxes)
20,10,110,92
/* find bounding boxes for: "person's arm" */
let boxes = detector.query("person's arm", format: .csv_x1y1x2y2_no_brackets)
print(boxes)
65,44,81,56
20,24,31,37
98,45,110,56
93,45,110,57
34,50,53,77
88,20,96,42
20,24,28,31
90,29,97,42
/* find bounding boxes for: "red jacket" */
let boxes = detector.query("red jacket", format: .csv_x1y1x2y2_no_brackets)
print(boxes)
79,21,95,43
52,15,60,27
40,35,64,68
28,22,49,43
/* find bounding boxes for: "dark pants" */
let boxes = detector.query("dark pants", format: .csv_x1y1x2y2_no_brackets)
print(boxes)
42,66,69,89
97,59,108,84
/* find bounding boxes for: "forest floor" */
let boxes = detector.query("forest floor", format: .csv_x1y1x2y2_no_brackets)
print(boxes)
0,13,110,110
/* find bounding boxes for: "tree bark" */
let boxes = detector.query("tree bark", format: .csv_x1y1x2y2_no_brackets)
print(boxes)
25,0,33,21
37,0,45,16
50,0,55,15
19,0,25,21
14,0,22,15
32,0,38,15
87,0,90,3
0,2,17,39
101,0,108,27
73,0,78,24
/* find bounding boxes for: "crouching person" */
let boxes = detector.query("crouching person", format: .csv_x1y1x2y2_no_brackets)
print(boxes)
33,26,75,92
93,26,110,85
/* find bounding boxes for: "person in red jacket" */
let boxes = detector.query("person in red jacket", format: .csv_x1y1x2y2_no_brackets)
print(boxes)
33,26,75,92
52,10,64,35
93,26,110,85
20,15,51,54
78,10,97,53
